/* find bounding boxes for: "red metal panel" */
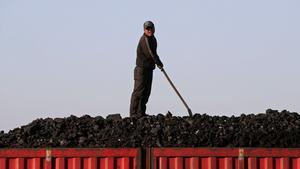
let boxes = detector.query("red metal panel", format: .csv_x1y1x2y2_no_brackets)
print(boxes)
201,157,209,169
225,157,233,169
82,157,97,169
152,148,300,169
56,157,65,169
182,157,200,169
209,157,217,169
27,158,41,169
168,157,183,169
291,158,300,169
190,157,199,169
248,157,257,169
159,157,167,169
35,158,42,169
0,158,7,169
67,157,81,169
17,158,25,169
0,148,140,169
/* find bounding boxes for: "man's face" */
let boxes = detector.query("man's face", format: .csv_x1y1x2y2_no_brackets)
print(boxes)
144,27,154,36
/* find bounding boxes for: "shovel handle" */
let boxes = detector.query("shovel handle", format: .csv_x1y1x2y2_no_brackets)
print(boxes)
161,68,193,117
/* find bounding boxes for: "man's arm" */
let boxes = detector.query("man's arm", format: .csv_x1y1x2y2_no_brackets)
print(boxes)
144,36,164,69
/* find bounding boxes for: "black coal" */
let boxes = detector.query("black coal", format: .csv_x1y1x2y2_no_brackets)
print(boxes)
0,109,300,148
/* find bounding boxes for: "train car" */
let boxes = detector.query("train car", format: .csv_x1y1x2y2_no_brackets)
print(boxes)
1,148,300,169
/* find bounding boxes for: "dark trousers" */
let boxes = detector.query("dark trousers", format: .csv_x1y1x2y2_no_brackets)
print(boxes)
130,66,153,117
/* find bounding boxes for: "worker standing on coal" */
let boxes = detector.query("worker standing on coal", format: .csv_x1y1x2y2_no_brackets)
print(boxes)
129,21,164,118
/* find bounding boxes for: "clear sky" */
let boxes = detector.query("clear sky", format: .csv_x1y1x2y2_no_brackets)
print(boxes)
1,0,299,132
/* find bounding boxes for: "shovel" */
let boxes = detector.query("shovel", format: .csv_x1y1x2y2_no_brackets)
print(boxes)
160,67,193,117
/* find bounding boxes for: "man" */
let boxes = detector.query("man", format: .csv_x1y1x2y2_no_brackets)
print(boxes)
129,21,164,117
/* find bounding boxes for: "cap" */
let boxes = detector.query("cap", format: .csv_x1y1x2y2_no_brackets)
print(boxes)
143,21,155,29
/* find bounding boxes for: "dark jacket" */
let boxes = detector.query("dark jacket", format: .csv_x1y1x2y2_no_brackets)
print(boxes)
136,34,163,70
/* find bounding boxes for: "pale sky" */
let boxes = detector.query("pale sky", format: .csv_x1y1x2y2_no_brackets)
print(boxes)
1,0,300,132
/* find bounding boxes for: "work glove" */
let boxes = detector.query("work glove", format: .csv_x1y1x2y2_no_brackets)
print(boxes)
156,61,164,70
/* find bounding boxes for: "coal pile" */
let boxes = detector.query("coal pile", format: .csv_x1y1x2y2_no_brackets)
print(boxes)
0,109,300,148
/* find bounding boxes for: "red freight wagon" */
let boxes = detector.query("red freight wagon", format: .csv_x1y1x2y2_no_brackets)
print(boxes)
0,148,141,169
1,148,300,169
149,148,300,169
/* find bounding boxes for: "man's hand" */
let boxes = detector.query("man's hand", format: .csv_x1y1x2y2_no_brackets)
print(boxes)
157,62,164,70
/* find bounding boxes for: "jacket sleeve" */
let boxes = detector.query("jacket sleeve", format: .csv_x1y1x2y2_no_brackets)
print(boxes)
144,36,163,66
